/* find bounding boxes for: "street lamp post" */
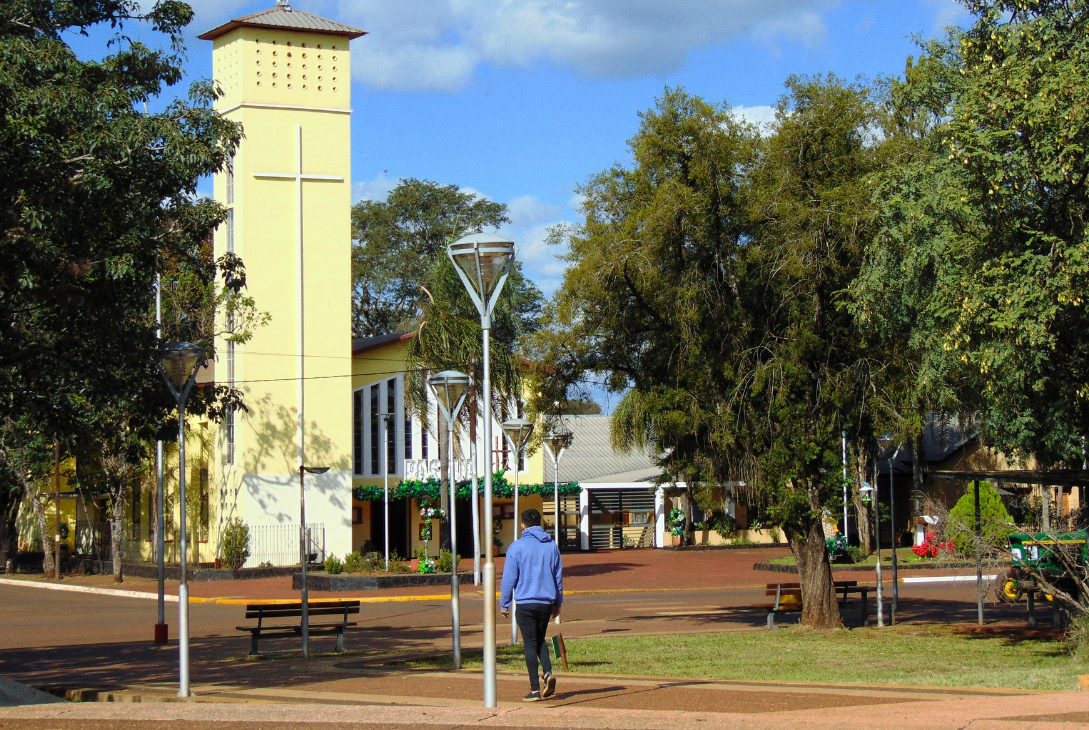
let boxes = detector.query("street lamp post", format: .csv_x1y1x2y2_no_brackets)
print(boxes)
543,430,573,544
299,464,329,658
859,480,881,627
158,342,208,698
502,418,534,645
380,412,393,572
448,232,515,708
878,434,901,622
429,371,471,670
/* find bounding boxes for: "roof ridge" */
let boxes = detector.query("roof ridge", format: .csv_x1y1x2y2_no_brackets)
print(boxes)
198,5,367,42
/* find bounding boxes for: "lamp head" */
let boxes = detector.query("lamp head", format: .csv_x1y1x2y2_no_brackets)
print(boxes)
448,233,515,304
543,429,573,455
428,370,471,420
877,432,895,451
502,418,534,450
159,342,206,390
303,466,330,475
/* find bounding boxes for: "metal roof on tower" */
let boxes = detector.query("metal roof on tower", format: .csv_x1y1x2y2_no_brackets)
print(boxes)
197,3,367,41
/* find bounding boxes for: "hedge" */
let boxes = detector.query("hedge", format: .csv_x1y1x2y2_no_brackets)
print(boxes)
353,471,580,502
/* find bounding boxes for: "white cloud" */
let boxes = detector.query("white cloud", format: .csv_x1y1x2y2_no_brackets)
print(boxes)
333,0,842,92
751,10,828,55
507,195,562,227
506,220,570,296
731,104,777,128
924,0,972,35
352,172,398,203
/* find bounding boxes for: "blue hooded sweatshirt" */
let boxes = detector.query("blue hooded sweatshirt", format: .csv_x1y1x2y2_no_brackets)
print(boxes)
500,526,563,612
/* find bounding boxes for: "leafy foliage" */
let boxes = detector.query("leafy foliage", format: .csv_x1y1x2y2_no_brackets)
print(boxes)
219,517,250,570
852,0,1089,467
947,482,1015,557
351,179,510,338
353,473,580,502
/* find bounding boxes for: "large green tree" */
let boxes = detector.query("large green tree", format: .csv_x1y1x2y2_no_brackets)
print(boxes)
852,0,1089,470
0,0,241,434
534,81,886,627
1,0,245,571
351,179,509,338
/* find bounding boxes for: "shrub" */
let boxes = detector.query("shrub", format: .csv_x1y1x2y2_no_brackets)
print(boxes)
948,482,1015,557
324,554,344,574
437,550,461,573
843,546,865,564
220,518,250,570
343,551,385,573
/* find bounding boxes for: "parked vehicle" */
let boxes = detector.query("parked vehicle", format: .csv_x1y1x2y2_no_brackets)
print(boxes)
995,530,1087,603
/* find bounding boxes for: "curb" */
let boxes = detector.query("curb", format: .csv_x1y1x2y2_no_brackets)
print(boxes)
753,560,1013,574
0,577,178,602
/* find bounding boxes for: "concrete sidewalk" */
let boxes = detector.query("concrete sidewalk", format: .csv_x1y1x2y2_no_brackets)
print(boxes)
2,675,1088,729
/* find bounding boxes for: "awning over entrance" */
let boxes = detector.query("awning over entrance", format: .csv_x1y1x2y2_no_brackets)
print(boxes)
931,470,1089,488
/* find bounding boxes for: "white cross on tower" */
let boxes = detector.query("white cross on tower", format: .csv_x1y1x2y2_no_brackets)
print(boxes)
253,124,343,471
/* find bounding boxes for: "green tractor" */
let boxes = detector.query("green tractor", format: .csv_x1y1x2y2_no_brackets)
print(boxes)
996,530,1087,603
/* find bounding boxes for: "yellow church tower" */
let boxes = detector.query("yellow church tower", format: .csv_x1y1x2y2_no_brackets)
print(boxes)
200,3,365,564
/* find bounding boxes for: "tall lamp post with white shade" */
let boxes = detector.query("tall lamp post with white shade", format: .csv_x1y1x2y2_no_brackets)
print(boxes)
158,341,207,698
380,412,393,571
501,417,534,645
428,370,471,670
448,232,516,708
542,429,573,544
859,480,883,627
877,433,902,623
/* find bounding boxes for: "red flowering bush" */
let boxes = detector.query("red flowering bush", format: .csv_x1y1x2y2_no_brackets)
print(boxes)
912,529,955,558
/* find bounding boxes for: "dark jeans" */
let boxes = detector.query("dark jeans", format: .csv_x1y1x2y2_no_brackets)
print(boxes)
515,602,554,691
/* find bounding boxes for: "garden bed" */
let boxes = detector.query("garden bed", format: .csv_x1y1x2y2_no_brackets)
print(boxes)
294,571,476,591
75,559,301,582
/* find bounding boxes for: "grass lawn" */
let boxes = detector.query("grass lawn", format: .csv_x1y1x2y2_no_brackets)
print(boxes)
765,547,999,567
406,624,1087,691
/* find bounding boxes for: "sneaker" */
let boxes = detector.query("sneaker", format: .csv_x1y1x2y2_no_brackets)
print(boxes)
542,672,556,699
523,690,541,702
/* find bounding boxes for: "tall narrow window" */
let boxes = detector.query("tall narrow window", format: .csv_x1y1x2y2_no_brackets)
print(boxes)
224,314,236,465
370,384,379,475
387,379,396,474
199,465,209,540
353,390,362,475
132,485,141,541
404,402,412,460
226,209,235,253
422,424,428,460
226,157,235,204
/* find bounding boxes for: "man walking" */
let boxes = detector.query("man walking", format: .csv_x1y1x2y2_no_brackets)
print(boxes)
501,508,563,702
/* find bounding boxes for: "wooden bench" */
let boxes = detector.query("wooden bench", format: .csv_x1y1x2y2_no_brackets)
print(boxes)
236,601,360,656
755,582,872,628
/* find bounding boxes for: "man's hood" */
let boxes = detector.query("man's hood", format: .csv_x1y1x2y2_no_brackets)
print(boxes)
521,526,553,543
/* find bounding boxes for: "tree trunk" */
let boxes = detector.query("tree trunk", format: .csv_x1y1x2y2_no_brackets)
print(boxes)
788,520,843,628
29,490,55,578
853,450,873,554
109,490,125,583
2,498,18,574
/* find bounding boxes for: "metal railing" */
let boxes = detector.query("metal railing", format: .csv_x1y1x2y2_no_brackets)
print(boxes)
247,523,325,567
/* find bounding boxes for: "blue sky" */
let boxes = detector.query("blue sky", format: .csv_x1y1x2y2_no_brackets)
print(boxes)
69,0,973,300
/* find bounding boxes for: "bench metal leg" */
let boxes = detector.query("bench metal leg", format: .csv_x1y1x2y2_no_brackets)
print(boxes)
250,632,260,656
766,612,777,629
1028,591,1036,628
335,631,345,653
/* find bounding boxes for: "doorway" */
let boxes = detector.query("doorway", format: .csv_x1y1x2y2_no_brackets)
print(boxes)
370,497,410,559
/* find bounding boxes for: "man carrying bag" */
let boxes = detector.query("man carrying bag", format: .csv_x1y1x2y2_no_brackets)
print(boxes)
500,508,563,701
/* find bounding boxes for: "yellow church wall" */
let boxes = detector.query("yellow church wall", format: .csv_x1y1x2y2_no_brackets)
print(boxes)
208,20,356,564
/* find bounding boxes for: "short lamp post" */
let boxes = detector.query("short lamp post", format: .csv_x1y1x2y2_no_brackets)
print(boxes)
859,481,882,628
158,341,207,698
428,370,471,670
543,430,573,544
502,417,534,645
877,433,901,623
299,464,329,658
448,232,515,708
